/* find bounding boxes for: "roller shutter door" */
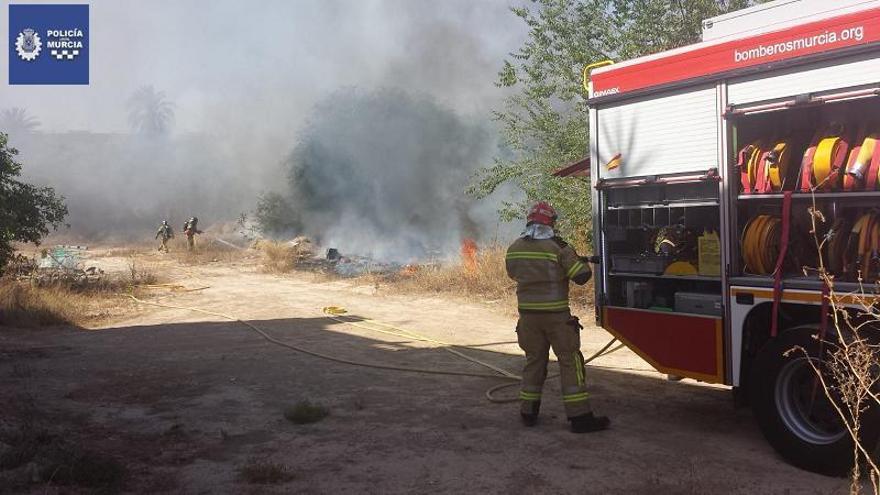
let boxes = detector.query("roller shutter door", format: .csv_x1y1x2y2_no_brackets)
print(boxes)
597,85,719,179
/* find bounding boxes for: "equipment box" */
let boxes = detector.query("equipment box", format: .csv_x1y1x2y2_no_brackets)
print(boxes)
674,291,722,316
611,254,670,274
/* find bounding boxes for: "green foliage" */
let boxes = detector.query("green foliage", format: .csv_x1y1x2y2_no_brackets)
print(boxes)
471,0,756,244
254,192,301,238
0,133,68,272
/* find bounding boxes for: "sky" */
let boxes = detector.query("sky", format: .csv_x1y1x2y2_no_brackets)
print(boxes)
1,0,528,136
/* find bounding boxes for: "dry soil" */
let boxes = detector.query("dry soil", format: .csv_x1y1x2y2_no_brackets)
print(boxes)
0,247,851,494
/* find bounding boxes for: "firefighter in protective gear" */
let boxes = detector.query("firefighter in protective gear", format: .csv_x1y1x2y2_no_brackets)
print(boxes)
183,217,202,251
506,202,610,433
155,220,174,253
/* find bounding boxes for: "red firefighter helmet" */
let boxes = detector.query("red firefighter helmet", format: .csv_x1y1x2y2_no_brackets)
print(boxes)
526,201,557,226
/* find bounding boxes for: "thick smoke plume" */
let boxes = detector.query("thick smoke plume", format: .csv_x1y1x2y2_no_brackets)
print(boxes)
6,131,276,239
277,88,493,261
0,1,526,244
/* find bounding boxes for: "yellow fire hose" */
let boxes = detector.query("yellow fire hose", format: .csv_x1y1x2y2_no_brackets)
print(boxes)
321,307,624,402
126,295,624,403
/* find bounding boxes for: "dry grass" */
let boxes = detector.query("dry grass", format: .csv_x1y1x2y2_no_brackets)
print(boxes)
257,240,314,274
0,260,161,328
171,237,247,265
92,245,152,258
386,245,594,315
253,240,595,315
259,241,299,273
0,281,86,327
393,245,514,301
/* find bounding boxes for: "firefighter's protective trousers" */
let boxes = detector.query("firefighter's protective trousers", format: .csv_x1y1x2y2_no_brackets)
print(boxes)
517,312,591,418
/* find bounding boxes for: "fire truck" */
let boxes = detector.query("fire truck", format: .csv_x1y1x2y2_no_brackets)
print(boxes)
578,0,880,475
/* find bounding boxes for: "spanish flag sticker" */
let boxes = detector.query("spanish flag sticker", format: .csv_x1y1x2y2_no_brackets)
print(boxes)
605,153,622,171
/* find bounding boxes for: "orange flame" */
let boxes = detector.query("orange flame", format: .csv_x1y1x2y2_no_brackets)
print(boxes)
461,238,478,273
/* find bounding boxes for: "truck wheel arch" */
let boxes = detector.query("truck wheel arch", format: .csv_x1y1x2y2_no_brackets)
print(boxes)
739,301,821,391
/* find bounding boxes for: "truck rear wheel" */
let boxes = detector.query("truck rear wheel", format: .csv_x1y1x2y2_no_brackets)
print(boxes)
749,327,879,475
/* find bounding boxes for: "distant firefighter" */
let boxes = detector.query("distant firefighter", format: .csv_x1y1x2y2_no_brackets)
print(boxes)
182,216,202,251
155,220,174,253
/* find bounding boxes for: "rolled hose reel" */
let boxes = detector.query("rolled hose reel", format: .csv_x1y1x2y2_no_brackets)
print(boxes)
738,125,880,193
742,211,880,280
741,214,782,275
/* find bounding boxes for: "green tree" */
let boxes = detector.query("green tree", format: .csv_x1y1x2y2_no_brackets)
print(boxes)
471,0,755,245
0,133,68,271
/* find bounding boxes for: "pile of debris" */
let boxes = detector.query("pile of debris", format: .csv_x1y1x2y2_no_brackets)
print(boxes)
15,245,105,287
259,235,434,278
286,244,404,278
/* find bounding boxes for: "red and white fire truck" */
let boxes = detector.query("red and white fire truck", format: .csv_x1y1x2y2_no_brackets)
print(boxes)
579,0,880,475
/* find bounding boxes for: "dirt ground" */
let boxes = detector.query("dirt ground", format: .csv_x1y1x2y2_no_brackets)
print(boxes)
0,245,851,494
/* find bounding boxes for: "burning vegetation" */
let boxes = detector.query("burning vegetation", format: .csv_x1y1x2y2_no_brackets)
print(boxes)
256,88,498,263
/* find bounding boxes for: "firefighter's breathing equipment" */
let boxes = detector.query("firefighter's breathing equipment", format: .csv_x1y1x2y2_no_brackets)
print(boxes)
156,220,174,253
506,214,601,425
527,201,558,227
183,217,202,251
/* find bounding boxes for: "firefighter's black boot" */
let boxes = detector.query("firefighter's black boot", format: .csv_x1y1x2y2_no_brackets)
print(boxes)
569,412,610,433
521,401,540,427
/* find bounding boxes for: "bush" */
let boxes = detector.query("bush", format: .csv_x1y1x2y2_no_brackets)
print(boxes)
284,401,329,425
254,192,301,237
0,133,68,273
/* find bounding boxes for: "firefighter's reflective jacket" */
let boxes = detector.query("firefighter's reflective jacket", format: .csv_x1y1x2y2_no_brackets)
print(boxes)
505,236,592,313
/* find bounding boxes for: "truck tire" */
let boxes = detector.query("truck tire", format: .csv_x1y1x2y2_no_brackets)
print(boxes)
749,326,880,475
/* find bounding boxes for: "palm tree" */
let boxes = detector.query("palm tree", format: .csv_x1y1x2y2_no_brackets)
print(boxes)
127,85,175,135
0,107,40,135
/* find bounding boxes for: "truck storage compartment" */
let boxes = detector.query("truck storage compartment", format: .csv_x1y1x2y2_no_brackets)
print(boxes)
600,175,723,314
730,94,880,289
